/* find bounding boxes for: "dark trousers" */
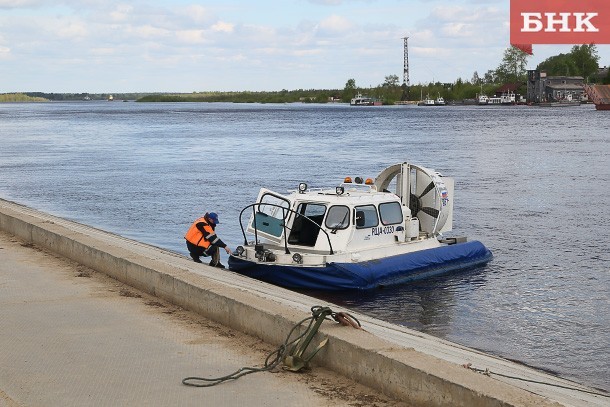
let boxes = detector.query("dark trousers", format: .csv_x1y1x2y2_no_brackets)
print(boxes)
186,240,220,264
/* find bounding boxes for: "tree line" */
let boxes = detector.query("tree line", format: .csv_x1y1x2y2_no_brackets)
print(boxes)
0,93,48,102
341,44,606,103
138,44,606,104
20,92,152,101
6,45,606,104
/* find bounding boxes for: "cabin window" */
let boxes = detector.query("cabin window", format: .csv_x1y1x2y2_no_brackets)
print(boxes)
258,193,291,218
354,205,379,229
325,205,350,230
254,193,291,238
379,202,403,225
288,203,327,246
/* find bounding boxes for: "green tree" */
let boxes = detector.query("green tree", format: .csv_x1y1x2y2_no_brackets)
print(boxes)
569,44,599,81
483,69,497,84
382,74,400,88
401,82,410,101
471,71,481,85
537,53,577,76
342,78,357,102
495,46,530,84
380,74,402,103
537,44,600,80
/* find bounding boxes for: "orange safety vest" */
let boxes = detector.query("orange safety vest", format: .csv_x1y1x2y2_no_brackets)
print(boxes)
184,217,214,248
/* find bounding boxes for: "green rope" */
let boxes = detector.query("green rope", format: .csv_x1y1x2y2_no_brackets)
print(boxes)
182,306,343,388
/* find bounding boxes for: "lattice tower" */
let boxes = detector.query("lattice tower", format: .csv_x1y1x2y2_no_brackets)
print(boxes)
403,37,410,86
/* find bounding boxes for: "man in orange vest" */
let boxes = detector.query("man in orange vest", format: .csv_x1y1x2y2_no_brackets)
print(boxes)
185,212,232,267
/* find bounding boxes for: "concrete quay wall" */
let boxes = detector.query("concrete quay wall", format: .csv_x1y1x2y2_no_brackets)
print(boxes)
0,199,561,407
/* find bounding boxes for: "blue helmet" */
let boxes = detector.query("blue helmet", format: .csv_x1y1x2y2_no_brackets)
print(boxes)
207,212,219,224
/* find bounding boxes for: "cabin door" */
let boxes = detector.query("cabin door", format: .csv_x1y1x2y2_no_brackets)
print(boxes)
247,189,292,243
287,202,327,247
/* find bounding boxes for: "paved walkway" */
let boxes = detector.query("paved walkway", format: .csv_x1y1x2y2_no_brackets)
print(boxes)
0,232,400,407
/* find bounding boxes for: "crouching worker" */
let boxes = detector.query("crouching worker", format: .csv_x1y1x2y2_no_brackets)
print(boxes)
185,212,232,268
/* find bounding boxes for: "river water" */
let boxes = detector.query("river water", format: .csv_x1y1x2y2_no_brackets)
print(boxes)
1,101,608,391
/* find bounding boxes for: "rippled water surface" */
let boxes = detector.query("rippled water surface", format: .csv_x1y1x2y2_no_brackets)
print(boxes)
1,101,608,391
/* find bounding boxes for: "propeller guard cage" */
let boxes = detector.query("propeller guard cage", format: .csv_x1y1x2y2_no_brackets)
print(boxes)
374,162,453,236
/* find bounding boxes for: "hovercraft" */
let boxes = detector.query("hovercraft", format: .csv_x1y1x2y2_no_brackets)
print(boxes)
228,161,492,290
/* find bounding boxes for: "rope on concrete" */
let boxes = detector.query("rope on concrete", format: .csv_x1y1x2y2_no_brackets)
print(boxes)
182,306,361,387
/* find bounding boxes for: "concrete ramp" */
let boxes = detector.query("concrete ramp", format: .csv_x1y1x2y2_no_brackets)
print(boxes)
1,198,607,406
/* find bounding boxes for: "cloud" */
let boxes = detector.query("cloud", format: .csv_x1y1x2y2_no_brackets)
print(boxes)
56,20,89,39
128,24,170,40
0,45,10,58
214,53,246,62
0,0,551,92
0,0,42,8
441,22,472,37
175,29,207,45
109,4,133,22
403,6,512,83
180,5,215,24
318,14,353,33
211,21,234,33
89,47,115,56
306,0,344,5
422,6,506,44
0,0,112,10
238,23,277,40
293,48,323,56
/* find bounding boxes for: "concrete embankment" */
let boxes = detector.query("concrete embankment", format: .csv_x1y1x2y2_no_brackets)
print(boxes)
1,198,606,407
0,230,393,406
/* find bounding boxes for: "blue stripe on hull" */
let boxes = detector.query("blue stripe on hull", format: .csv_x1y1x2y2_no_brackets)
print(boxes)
228,240,492,291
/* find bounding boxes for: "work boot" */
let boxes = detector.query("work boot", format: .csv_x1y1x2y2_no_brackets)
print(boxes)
209,261,225,269
191,255,202,263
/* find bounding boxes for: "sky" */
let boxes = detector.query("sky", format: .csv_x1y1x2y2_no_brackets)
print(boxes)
1,0,608,93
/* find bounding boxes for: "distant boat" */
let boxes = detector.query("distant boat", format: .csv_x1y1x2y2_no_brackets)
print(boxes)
488,92,516,106
418,94,436,106
435,94,446,106
477,94,489,105
537,93,581,107
501,92,516,105
476,85,489,105
350,93,380,106
107,95,114,101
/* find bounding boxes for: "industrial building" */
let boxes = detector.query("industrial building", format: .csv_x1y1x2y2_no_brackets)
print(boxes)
527,70,586,103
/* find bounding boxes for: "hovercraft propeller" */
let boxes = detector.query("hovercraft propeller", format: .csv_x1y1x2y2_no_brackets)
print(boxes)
410,181,440,220
374,161,453,237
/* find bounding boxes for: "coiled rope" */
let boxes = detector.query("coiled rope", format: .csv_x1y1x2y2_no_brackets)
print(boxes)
182,305,361,388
